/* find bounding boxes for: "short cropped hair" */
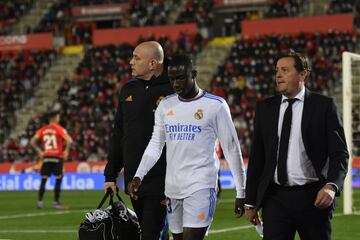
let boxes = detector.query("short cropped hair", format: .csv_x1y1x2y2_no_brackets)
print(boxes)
168,54,193,70
275,49,311,73
47,111,60,120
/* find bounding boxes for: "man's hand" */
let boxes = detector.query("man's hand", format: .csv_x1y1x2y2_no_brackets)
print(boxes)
245,208,261,226
128,177,141,200
37,150,44,159
314,184,335,209
234,198,245,218
63,151,69,160
104,181,117,194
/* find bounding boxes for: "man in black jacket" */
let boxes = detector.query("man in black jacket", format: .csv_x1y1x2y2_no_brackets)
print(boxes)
244,49,349,239
104,41,173,240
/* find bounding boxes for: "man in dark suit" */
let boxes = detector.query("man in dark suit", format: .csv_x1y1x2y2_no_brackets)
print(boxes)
244,49,349,240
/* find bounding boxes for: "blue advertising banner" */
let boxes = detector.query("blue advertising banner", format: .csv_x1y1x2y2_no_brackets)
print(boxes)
0,173,105,191
1,170,359,191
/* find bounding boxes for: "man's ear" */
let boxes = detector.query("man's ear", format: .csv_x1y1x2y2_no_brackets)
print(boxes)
149,59,157,70
300,70,309,81
192,70,197,79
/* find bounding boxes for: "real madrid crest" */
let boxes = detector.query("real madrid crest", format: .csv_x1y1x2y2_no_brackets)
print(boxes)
156,96,164,106
194,109,203,120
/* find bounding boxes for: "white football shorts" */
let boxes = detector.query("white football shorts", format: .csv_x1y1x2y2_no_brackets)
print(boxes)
166,188,217,234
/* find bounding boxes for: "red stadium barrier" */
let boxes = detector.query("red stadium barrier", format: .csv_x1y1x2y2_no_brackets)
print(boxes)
0,157,358,174
242,13,353,37
0,161,107,173
93,23,197,46
353,157,360,169
0,33,53,51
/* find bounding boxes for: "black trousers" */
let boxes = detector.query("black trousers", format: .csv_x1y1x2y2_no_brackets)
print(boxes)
131,195,168,240
262,182,333,240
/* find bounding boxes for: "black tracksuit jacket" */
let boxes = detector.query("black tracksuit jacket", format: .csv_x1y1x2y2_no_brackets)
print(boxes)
104,73,174,197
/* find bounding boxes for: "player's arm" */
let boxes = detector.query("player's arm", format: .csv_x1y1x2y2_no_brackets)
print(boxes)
30,133,44,159
62,133,73,160
128,104,166,199
215,101,246,217
104,93,125,193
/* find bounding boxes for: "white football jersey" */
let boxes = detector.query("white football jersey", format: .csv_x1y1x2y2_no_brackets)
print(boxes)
135,91,246,199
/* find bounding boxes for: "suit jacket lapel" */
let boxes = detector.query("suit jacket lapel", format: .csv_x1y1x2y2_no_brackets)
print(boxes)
301,89,313,152
270,95,281,134
269,95,282,168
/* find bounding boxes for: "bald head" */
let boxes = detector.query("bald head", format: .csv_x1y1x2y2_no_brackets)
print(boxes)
137,41,164,64
130,41,164,80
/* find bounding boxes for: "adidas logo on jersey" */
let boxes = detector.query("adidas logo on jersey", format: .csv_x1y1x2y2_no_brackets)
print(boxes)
125,95,133,102
167,110,174,116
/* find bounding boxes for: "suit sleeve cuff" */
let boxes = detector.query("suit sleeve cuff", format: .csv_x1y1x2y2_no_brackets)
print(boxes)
326,182,338,192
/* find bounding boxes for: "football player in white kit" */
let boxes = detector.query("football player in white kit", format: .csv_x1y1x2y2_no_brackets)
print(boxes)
128,54,246,240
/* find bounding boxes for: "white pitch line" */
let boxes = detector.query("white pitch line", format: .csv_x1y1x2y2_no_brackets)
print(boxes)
0,210,86,220
209,225,253,234
0,230,75,233
0,226,254,234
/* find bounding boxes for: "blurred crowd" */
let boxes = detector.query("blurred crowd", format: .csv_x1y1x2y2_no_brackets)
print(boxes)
0,0,33,35
0,50,57,145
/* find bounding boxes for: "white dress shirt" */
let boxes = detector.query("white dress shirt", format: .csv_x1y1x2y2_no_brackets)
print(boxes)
274,87,319,186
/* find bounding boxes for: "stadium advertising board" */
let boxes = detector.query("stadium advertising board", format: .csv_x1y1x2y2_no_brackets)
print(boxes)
215,0,267,5
242,13,353,37
93,23,197,46
72,3,129,17
0,33,53,51
0,158,359,190
0,173,104,191
0,161,106,174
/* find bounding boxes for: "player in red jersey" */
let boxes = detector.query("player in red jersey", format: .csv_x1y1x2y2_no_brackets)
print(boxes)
30,111,73,209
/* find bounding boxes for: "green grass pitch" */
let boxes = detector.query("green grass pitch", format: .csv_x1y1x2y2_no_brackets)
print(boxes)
0,189,359,240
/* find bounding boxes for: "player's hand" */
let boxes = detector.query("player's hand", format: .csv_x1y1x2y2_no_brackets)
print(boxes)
37,150,44,159
63,151,69,160
104,182,117,194
245,208,261,226
128,177,141,200
314,184,335,209
234,198,245,218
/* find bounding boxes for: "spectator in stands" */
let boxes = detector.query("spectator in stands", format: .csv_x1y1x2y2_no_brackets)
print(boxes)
104,41,173,240
30,110,73,209
244,49,349,239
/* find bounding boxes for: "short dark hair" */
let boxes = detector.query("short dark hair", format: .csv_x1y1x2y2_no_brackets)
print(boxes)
47,110,60,120
168,54,193,70
275,49,311,73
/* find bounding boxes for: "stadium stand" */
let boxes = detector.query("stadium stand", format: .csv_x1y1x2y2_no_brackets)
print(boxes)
0,49,57,146
265,0,307,18
0,0,34,35
326,0,355,14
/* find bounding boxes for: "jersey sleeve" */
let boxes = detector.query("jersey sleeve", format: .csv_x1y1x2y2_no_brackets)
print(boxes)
215,101,246,198
135,101,166,180
56,125,67,138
